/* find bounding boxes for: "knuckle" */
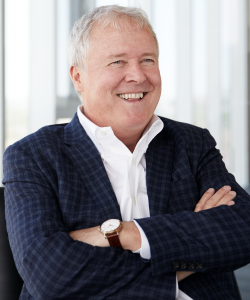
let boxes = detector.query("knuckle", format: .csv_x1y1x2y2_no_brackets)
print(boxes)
206,188,214,194
220,186,231,194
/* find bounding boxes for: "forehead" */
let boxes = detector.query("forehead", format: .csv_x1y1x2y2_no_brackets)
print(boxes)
88,20,158,59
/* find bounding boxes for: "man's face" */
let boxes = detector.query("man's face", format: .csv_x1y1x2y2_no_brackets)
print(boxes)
77,21,161,133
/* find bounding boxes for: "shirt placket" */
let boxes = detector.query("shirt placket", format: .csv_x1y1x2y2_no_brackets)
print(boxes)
132,147,145,218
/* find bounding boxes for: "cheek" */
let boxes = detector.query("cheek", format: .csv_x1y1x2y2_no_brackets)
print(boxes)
146,68,161,89
152,71,162,88
99,69,124,92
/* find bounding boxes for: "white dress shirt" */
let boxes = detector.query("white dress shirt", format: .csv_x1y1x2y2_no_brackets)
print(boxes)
77,105,192,300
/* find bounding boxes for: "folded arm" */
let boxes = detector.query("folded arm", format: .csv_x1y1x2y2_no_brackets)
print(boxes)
69,184,236,282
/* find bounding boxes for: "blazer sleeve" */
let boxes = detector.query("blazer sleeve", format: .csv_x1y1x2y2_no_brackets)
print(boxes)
3,144,176,300
136,128,250,277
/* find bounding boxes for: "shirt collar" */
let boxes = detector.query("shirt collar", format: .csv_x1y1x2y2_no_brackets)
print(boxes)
77,105,103,153
77,104,163,155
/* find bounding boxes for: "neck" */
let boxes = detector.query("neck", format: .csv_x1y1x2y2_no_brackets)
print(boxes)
112,126,145,153
114,130,143,153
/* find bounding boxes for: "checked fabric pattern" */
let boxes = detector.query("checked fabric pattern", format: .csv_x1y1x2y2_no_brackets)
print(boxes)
3,113,250,300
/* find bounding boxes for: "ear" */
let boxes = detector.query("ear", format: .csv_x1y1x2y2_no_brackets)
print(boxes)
69,66,84,92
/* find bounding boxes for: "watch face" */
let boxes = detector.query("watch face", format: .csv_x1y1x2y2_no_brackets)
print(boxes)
101,219,120,233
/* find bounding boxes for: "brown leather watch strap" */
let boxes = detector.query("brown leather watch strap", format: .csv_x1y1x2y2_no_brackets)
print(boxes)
107,233,123,249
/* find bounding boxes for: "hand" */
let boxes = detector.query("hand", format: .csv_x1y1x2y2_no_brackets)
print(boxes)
195,185,236,212
119,221,141,251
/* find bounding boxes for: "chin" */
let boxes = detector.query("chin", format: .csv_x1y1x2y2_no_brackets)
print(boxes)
123,117,149,129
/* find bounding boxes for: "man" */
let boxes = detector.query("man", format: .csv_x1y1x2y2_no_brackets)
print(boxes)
2,5,250,300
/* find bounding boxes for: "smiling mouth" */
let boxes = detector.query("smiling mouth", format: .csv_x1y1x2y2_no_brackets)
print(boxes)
117,92,147,100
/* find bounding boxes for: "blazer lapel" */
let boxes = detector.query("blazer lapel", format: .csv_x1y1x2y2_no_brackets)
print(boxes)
146,129,174,216
63,114,122,220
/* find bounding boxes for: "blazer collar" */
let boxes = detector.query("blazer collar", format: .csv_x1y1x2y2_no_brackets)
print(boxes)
146,127,174,216
63,113,122,220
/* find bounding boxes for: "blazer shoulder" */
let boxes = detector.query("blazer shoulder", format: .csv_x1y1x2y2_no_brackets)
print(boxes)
2,123,70,186
3,123,70,172
158,116,217,159
159,116,204,142
7,123,68,151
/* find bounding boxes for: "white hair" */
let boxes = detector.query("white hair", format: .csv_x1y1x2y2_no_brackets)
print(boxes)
68,5,159,100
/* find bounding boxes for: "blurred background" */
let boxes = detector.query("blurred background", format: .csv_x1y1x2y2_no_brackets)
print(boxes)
0,0,249,298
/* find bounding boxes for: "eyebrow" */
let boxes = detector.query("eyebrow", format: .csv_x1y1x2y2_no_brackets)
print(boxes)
107,52,158,60
107,53,127,60
142,52,158,59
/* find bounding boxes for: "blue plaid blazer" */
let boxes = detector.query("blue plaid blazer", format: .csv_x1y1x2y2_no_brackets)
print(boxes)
3,114,250,299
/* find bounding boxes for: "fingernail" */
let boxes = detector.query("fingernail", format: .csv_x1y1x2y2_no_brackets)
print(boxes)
229,191,236,195
207,188,214,193
223,186,231,191
228,201,235,205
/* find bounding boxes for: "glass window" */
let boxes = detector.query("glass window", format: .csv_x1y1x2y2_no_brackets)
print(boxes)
5,0,30,147
56,0,95,123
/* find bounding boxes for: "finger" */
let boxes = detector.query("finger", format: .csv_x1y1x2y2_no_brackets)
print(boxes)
203,185,231,210
215,191,236,207
194,188,215,212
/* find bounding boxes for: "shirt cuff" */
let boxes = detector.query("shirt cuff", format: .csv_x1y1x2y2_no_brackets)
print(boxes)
132,220,151,259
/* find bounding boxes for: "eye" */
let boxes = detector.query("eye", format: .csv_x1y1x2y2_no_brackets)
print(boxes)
112,60,123,65
109,60,124,67
144,59,154,63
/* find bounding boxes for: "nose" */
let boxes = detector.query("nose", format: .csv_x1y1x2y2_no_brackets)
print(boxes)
124,62,146,84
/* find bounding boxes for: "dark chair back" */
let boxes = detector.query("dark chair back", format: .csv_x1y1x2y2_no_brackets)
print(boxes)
0,187,23,300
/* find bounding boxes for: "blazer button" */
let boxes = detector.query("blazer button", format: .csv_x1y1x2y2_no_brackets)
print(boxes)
180,262,187,269
187,262,195,269
195,263,203,269
172,261,179,269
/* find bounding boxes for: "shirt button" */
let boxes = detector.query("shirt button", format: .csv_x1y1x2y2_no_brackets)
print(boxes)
101,130,106,135
133,197,136,203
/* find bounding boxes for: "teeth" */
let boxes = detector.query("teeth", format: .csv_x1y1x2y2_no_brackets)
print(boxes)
119,93,144,100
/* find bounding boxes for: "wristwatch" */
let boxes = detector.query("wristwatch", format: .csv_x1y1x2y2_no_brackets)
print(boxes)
99,219,123,249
